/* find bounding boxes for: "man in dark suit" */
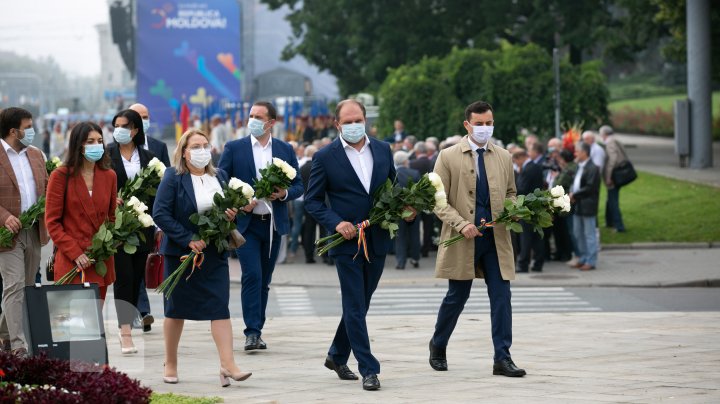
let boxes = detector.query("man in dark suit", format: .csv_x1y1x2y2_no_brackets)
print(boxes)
409,142,435,257
300,145,318,263
129,104,170,167
569,142,601,271
384,119,407,143
394,151,421,269
305,99,414,391
512,149,545,272
219,101,303,351
129,103,170,333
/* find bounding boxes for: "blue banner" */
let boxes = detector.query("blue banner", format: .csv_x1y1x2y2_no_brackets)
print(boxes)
136,0,242,136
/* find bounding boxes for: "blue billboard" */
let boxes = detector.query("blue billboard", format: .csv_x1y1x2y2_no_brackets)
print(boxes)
136,0,242,136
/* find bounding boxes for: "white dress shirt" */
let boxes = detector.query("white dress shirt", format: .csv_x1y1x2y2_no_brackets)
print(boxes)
1,139,38,213
251,135,274,214
340,135,373,194
572,160,589,193
589,142,606,173
122,147,141,180
466,137,488,179
191,174,223,214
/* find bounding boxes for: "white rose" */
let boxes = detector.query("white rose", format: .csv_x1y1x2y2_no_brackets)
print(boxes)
156,164,166,177
550,185,565,198
126,196,140,208
428,172,443,188
435,197,448,209
228,177,243,190
552,197,564,208
138,213,155,227
135,202,149,214
273,158,297,180
241,184,255,200
148,157,161,169
283,164,297,180
562,195,571,212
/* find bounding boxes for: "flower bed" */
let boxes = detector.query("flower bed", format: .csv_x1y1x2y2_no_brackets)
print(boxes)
0,351,151,403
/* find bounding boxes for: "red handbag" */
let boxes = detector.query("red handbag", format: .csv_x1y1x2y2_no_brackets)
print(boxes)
145,237,164,288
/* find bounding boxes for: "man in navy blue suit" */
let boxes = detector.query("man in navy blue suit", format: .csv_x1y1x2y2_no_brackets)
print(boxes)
219,101,303,351
305,99,415,391
129,103,171,333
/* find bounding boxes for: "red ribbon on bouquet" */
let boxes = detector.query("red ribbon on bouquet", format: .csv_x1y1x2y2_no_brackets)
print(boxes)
182,251,205,281
353,220,371,262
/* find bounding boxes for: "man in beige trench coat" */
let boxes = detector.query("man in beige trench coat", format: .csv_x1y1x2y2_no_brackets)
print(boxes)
428,101,526,377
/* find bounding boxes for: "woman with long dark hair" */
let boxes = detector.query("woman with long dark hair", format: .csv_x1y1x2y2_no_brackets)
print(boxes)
108,109,157,355
45,122,117,300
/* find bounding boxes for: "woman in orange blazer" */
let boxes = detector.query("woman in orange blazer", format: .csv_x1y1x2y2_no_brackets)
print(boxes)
45,122,117,300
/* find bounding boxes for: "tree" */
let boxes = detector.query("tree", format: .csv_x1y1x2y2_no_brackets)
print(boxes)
262,0,613,95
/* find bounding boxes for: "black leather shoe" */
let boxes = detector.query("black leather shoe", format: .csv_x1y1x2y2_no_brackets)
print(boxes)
410,260,419,268
362,374,381,391
396,265,405,270
244,335,261,351
493,358,526,377
257,336,267,349
324,356,358,380
429,341,448,371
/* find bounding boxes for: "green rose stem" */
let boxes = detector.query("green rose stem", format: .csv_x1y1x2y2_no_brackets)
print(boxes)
156,251,204,299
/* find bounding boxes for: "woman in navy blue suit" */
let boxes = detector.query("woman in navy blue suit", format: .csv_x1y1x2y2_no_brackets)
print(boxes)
153,129,251,386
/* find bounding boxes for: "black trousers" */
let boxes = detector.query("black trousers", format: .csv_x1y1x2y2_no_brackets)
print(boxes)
420,212,435,256
517,221,545,271
113,250,148,326
302,213,318,262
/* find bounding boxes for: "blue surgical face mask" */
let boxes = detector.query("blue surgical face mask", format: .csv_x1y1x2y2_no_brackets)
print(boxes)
142,119,150,133
113,127,133,145
340,123,366,144
84,144,105,162
18,127,35,147
247,118,266,137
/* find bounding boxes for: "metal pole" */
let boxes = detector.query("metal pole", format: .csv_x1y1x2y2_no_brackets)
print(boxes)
553,48,561,138
687,0,712,168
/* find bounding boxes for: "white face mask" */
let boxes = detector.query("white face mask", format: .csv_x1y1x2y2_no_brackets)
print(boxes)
470,125,494,144
188,147,212,169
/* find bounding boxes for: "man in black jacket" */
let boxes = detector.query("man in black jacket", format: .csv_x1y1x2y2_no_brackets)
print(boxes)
394,151,421,269
512,150,545,272
569,143,601,271
409,142,435,257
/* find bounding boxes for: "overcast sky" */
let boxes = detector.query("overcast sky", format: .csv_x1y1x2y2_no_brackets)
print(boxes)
2,0,108,77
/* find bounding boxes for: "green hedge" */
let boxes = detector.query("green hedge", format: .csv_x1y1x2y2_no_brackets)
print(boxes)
377,43,609,144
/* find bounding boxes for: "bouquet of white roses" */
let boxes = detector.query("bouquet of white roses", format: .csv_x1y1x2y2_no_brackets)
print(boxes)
315,173,448,258
45,156,62,175
55,197,155,284
253,157,296,199
439,185,570,247
157,177,254,299
119,157,166,205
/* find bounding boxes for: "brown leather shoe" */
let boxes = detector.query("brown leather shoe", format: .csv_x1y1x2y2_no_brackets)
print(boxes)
579,264,596,271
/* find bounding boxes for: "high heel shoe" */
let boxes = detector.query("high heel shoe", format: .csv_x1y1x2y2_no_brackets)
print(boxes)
163,363,179,384
118,332,137,355
219,367,252,387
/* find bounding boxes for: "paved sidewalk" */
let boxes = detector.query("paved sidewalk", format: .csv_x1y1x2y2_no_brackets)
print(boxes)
616,133,720,188
231,246,720,288
111,312,720,403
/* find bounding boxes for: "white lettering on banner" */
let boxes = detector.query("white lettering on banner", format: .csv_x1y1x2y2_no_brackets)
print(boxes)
164,6,227,29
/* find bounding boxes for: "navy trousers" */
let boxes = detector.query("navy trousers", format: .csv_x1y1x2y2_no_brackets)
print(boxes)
328,253,385,377
431,233,513,362
236,215,281,337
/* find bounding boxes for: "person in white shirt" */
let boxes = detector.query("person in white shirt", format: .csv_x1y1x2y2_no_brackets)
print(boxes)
0,107,50,357
582,130,606,174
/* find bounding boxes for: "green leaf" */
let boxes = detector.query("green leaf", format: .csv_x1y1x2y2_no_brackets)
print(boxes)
123,244,137,254
95,261,107,277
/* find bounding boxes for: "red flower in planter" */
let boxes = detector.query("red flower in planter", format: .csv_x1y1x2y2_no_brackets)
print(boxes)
0,368,5,377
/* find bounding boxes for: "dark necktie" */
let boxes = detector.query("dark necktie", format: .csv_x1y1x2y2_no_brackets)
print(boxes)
476,149,489,207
